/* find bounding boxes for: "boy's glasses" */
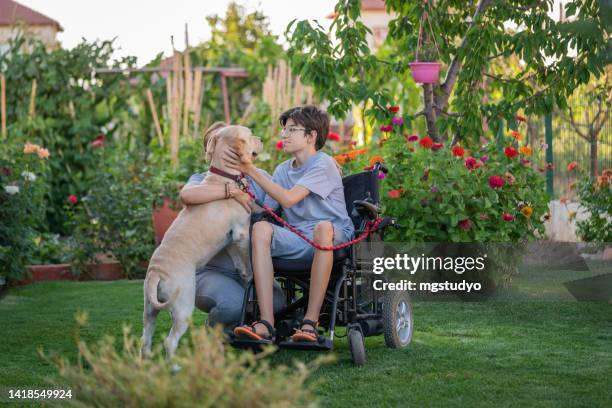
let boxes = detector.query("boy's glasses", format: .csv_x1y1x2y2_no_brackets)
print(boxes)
281,126,306,135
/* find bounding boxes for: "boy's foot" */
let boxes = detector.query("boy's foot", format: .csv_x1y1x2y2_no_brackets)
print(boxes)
290,319,320,343
233,320,275,343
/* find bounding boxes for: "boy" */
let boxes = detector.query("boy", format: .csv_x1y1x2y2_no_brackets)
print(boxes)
225,105,354,343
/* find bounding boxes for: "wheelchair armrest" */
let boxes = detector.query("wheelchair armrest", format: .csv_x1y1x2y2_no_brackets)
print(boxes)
352,199,379,220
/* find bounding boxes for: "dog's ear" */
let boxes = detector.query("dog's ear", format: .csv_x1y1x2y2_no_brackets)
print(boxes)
205,132,218,162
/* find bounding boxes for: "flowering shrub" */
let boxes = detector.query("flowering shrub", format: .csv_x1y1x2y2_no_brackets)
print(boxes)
0,142,50,282
576,169,612,242
68,148,154,277
335,108,549,242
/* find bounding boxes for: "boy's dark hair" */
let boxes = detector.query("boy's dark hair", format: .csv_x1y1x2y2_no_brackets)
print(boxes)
279,105,329,150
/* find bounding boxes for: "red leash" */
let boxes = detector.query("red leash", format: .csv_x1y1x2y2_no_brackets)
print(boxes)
243,187,383,251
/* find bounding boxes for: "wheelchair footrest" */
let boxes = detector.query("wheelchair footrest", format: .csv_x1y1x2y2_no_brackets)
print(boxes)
278,337,333,351
228,337,272,352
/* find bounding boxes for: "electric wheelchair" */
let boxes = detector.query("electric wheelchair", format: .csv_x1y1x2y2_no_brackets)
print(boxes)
229,163,413,366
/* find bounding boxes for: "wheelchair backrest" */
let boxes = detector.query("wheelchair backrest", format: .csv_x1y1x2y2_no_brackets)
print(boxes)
342,169,380,229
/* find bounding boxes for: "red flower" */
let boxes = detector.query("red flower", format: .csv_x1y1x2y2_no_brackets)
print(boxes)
95,133,106,142
567,161,577,171
419,136,433,149
452,146,465,157
458,219,472,231
464,156,477,170
504,147,518,158
431,143,444,151
67,195,78,205
406,134,419,142
328,132,341,142
388,189,404,199
489,175,504,189
388,106,400,113
276,140,284,150
92,140,104,148
502,212,514,222
515,115,527,123
380,125,393,133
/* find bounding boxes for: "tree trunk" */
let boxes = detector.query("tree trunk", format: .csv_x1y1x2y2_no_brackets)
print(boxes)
423,83,440,141
590,131,598,177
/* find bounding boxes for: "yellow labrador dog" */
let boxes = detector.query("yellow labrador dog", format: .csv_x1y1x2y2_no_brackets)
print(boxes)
141,125,261,359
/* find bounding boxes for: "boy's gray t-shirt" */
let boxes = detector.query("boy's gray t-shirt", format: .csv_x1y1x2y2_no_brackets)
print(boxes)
186,169,270,273
263,151,354,240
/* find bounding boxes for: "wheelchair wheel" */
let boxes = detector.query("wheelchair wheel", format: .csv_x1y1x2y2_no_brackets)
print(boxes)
348,328,366,366
382,291,413,348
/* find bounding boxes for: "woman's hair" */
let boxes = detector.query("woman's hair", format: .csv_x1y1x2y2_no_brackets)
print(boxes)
203,121,227,151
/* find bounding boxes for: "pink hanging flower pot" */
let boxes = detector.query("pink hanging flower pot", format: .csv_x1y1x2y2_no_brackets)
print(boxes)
409,61,441,83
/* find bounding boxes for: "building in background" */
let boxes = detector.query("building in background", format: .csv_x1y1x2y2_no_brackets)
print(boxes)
0,0,63,53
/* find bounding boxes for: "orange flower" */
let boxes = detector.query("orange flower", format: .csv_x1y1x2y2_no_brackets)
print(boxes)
567,161,577,171
369,155,385,166
334,155,347,165
519,146,532,156
596,175,609,189
510,130,522,140
23,142,40,154
37,148,50,159
602,169,612,178
520,206,533,218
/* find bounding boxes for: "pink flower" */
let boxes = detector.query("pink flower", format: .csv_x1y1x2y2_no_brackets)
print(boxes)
458,219,472,231
377,171,386,180
276,140,284,150
391,117,404,126
406,134,419,142
380,125,393,133
489,175,504,189
67,195,78,205
328,132,341,142
502,212,514,222
92,140,104,148
464,156,477,170
480,155,489,163
431,143,443,151
430,186,439,193
520,158,531,166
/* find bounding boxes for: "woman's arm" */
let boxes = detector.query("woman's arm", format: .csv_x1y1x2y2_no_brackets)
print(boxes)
180,183,252,212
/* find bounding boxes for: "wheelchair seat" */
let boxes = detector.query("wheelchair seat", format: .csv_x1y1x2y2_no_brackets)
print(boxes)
272,247,350,273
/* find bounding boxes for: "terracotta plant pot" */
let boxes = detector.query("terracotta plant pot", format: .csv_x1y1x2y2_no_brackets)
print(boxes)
409,61,441,83
85,262,124,281
152,197,180,246
26,264,73,282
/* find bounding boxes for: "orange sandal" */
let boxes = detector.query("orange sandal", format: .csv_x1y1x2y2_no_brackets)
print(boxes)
233,320,275,343
290,319,320,343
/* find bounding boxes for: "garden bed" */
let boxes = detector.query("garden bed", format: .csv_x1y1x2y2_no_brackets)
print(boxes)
16,261,148,286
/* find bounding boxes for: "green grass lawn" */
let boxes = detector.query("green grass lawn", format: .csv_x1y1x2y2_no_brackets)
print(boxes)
1,266,611,407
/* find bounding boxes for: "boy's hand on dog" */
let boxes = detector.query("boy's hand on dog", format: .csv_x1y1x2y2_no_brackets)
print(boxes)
223,148,254,175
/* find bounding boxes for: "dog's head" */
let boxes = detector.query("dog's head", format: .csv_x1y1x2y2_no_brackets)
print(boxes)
206,125,262,165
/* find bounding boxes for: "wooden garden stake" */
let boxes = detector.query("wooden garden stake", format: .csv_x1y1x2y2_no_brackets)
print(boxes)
28,79,37,120
146,89,164,147
1,74,6,139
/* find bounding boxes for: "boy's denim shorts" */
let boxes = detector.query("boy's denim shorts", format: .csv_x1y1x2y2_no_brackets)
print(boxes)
270,223,350,261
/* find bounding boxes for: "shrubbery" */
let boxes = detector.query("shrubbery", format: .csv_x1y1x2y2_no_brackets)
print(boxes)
576,170,612,242
44,315,326,407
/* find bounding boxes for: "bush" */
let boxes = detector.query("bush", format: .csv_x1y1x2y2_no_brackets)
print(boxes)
335,112,549,242
43,315,326,407
576,169,612,242
0,141,50,282
68,148,154,277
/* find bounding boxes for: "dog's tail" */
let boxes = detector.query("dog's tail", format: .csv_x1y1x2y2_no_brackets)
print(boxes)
145,271,180,310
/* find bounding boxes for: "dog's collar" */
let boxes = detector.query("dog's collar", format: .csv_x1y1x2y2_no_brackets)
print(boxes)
209,166,246,185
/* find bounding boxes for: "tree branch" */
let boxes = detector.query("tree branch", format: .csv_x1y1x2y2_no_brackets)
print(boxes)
435,0,493,112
